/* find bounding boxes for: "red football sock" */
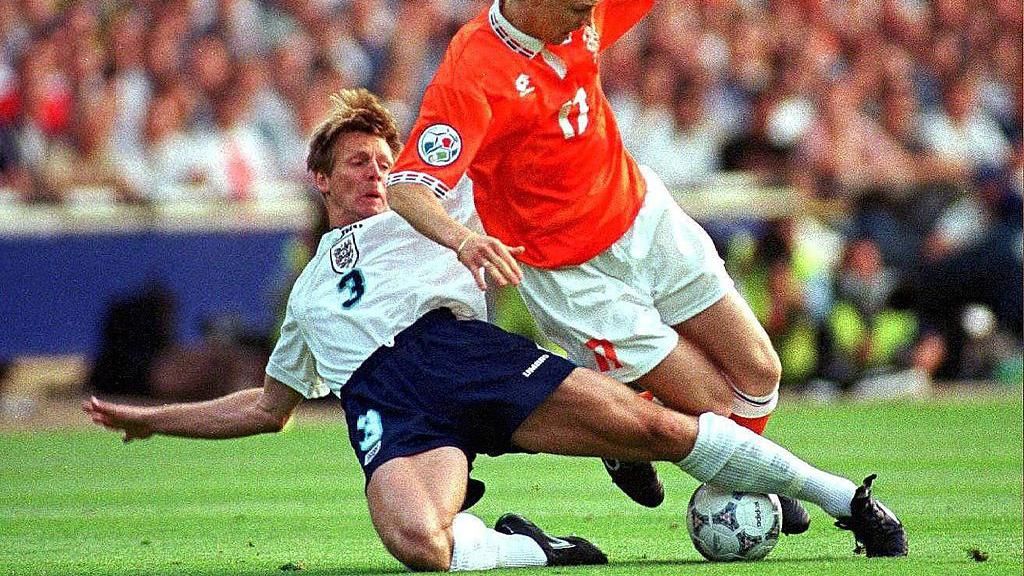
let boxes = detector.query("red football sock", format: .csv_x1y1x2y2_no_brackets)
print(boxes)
729,413,771,435
642,386,772,434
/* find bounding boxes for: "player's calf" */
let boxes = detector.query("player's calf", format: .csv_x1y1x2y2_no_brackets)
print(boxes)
381,514,454,571
601,389,666,507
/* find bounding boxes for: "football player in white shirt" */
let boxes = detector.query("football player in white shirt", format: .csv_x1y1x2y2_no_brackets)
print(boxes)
84,89,907,573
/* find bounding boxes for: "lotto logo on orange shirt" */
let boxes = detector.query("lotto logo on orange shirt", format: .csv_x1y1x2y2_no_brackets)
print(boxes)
417,124,462,167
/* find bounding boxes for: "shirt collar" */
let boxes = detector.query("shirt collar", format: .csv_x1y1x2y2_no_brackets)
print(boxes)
488,0,544,59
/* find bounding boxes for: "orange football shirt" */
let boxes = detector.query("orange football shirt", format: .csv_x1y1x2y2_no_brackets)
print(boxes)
389,0,654,268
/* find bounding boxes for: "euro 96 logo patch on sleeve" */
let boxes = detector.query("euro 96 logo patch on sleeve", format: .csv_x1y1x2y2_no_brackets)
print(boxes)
417,124,462,167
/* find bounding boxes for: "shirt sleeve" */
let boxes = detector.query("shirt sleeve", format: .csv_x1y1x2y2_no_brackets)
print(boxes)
266,302,330,399
388,82,492,198
594,0,655,51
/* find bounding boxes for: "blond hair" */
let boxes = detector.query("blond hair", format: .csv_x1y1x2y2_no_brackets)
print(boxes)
306,88,402,176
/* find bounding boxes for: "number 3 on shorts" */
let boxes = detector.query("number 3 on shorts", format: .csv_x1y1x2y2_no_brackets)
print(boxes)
357,409,382,452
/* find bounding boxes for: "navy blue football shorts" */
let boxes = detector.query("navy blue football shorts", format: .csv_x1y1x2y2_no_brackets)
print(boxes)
340,308,577,485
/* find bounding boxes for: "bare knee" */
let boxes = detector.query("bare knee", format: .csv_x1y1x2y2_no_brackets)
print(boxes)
634,359,733,416
378,517,453,572
730,346,782,398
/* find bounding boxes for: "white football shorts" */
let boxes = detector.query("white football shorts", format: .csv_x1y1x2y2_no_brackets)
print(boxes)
518,166,734,383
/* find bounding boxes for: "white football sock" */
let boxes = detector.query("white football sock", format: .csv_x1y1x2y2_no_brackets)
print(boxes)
731,383,778,419
676,412,856,518
449,512,546,571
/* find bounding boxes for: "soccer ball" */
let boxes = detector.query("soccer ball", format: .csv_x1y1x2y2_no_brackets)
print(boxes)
686,484,782,561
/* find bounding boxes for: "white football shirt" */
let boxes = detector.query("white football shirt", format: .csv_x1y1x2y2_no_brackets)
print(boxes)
266,179,485,398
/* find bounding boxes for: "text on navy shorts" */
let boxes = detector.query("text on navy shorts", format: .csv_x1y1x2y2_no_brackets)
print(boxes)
341,308,577,484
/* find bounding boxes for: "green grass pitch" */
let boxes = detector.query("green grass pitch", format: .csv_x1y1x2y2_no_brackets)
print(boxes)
2,393,1021,575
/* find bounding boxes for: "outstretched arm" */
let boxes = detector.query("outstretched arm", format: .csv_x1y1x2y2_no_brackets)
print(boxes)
82,376,303,443
388,182,524,290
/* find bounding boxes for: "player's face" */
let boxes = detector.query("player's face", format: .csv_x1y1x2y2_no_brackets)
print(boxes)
532,0,597,43
317,132,393,227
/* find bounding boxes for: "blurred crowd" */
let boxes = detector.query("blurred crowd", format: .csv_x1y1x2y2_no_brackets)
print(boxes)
603,0,1023,390
0,0,1020,392
0,0,491,203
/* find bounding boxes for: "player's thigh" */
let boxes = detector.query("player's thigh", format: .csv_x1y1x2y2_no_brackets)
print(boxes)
637,172,779,393
632,338,733,416
674,290,781,396
511,368,696,462
366,447,468,554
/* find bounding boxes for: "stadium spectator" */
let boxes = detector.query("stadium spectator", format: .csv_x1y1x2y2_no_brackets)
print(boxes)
190,74,276,200
819,237,945,391
919,76,1013,173
63,2,105,103
613,49,679,155
797,83,918,201
106,7,152,159
718,89,791,183
192,0,267,58
5,30,73,202
626,72,735,188
251,31,319,180
39,81,138,203
84,87,907,572
0,0,1017,387
188,33,236,119
853,126,938,265
117,90,201,201
909,165,1023,379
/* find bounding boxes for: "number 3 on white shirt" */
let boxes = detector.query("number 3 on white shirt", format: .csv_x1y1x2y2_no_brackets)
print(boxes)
558,87,589,139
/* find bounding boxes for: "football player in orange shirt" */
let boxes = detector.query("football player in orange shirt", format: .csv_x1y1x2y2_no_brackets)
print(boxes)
387,0,809,533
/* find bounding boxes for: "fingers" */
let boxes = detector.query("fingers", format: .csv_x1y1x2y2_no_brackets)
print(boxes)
457,234,525,289
87,411,114,428
82,397,102,421
489,245,525,286
82,396,148,443
81,396,98,412
483,260,517,288
471,264,487,291
83,396,109,419
83,396,122,432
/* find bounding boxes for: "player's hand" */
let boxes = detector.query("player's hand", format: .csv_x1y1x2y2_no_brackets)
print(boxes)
82,396,154,443
456,232,525,290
